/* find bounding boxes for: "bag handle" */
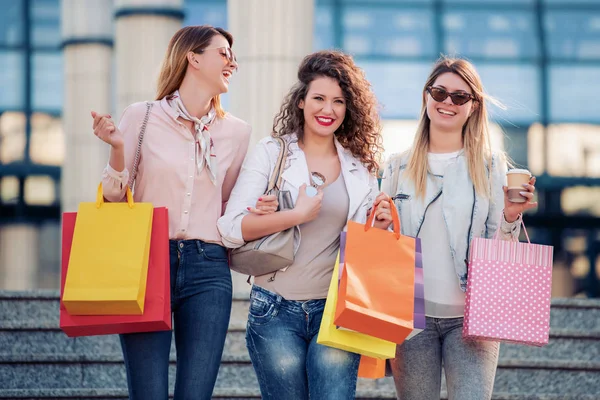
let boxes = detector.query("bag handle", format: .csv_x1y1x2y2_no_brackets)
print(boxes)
492,212,530,244
96,182,134,209
265,137,289,194
364,195,401,240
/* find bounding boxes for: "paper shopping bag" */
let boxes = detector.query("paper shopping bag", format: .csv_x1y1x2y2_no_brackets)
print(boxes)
335,201,415,344
62,183,153,315
60,207,171,337
463,222,553,346
358,356,386,379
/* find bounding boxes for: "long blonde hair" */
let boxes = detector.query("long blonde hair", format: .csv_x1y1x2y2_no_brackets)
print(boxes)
156,25,233,118
406,57,503,199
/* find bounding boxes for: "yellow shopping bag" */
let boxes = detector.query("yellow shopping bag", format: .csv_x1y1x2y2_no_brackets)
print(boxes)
317,253,396,359
62,183,154,315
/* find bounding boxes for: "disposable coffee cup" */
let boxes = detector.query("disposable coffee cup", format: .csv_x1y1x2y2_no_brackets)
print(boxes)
506,169,531,203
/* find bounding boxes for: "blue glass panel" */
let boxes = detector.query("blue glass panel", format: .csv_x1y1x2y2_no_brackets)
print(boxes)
443,0,534,4
184,0,227,29
314,3,335,50
0,0,24,46
475,64,541,124
443,10,539,59
0,51,25,109
545,11,600,60
32,52,63,111
31,0,61,48
358,61,432,119
341,0,432,3
549,66,600,122
342,7,435,57
544,0,600,4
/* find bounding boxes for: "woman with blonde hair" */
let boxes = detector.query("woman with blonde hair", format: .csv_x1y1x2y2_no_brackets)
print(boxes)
379,57,537,399
91,25,251,400
218,50,390,399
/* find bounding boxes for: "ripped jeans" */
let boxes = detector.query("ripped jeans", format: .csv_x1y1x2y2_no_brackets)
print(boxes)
245,285,360,400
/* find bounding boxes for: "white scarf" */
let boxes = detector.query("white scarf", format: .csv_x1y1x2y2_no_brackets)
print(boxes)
169,91,218,185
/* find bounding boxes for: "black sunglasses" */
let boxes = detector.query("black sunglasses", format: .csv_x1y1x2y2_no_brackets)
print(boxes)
426,86,476,106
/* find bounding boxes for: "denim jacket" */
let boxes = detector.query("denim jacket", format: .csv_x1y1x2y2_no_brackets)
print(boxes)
381,150,521,292
217,133,379,250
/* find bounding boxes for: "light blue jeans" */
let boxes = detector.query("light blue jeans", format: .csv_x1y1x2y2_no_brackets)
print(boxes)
245,285,360,400
390,316,499,400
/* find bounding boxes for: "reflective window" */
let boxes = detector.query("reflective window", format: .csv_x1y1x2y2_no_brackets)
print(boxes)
0,176,20,204
549,66,600,122
545,11,600,61
24,175,56,205
443,10,539,59
443,0,534,4
184,0,228,28
342,7,435,57
0,112,26,163
31,0,61,48
32,53,63,111
0,52,25,110
30,113,64,165
0,0,24,46
314,2,335,50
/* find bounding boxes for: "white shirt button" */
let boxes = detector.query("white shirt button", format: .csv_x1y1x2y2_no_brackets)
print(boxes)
184,210,188,214
187,193,191,196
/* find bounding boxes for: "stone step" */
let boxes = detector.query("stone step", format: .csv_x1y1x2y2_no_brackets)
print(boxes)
1,353,599,395
2,292,600,334
0,389,599,400
1,328,599,366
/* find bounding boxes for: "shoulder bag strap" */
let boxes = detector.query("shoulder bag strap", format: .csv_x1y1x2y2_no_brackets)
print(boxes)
127,101,153,191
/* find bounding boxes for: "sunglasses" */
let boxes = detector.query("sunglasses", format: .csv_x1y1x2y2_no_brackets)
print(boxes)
197,47,238,69
426,86,476,106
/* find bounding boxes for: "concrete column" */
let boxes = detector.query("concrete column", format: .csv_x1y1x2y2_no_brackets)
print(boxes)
227,0,314,297
61,0,113,212
114,0,183,115
0,225,39,290
227,0,314,146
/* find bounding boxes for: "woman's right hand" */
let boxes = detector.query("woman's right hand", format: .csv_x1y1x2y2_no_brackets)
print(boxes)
293,183,323,224
92,111,123,149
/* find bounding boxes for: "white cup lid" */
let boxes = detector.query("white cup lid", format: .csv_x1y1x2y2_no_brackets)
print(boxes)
507,168,531,175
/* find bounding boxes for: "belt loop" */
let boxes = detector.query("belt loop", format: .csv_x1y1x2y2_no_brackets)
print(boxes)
195,240,203,254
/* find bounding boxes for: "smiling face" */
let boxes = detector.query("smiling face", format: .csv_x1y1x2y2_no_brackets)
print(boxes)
425,72,477,133
189,34,237,96
298,76,347,140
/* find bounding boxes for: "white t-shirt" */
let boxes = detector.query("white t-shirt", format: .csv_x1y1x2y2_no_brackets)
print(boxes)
418,151,466,318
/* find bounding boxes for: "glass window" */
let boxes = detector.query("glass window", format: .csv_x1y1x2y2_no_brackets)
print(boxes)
545,124,600,177
342,7,435,57
31,0,61,48
314,2,335,50
549,66,600,122
545,11,600,61
0,176,20,204
358,61,432,119
443,10,539,59
0,112,26,164
32,52,63,111
0,0,24,46
30,113,63,165
443,0,534,4
342,0,432,3
0,51,25,110
476,64,541,124
184,0,228,28
24,175,56,205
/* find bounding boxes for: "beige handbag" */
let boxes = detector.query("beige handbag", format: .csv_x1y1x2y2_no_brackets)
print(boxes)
229,137,295,276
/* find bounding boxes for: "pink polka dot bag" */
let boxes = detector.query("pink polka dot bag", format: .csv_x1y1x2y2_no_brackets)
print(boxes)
463,221,553,347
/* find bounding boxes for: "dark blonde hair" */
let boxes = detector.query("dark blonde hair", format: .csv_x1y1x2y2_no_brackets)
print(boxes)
406,56,504,198
156,25,233,118
272,50,383,174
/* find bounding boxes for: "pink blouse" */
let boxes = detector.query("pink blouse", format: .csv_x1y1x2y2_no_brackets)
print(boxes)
102,97,252,244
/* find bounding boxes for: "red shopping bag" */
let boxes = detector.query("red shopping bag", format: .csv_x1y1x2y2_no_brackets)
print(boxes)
334,199,415,344
463,221,553,346
59,207,171,337
358,355,386,379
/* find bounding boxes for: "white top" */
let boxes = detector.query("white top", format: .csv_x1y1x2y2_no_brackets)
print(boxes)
419,151,466,318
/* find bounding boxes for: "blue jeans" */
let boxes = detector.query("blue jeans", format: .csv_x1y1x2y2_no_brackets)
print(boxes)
120,240,232,400
245,285,360,400
390,316,499,400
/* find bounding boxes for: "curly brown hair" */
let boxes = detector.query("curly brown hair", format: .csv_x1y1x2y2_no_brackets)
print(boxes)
272,50,383,174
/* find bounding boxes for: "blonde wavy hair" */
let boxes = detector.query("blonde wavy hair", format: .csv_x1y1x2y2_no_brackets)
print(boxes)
156,25,233,118
406,56,505,199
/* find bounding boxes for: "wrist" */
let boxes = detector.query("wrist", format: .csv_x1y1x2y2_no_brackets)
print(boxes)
288,209,304,226
503,210,520,223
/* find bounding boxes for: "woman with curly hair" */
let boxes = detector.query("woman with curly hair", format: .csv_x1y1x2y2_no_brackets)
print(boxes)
217,50,390,399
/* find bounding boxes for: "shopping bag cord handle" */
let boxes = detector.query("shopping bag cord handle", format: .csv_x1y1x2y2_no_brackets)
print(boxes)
492,213,530,244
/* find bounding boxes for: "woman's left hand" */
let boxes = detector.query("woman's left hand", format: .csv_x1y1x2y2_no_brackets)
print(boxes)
371,192,394,230
503,176,538,223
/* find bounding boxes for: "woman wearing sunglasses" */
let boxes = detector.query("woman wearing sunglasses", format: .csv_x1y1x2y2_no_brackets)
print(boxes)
91,26,251,400
379,57,537,399
218,50,387,399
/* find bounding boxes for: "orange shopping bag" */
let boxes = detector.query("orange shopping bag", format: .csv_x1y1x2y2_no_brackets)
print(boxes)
335,197,415,344
358,355,386,379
